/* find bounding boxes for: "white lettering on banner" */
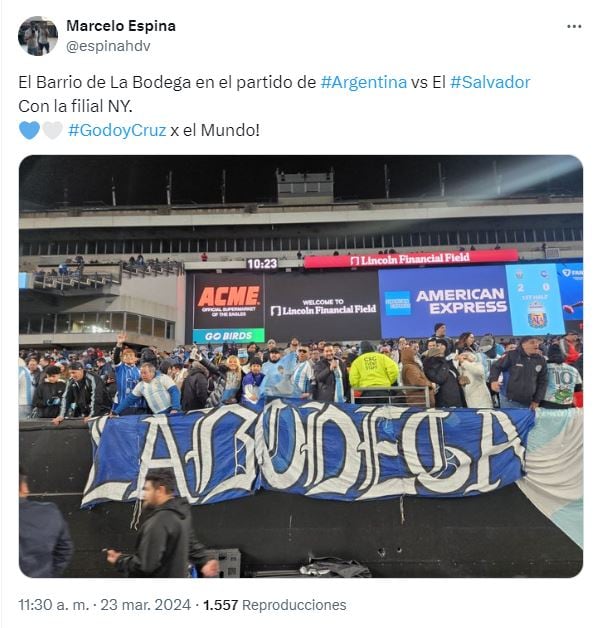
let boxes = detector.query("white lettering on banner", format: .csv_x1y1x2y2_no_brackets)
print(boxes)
257,401,364,495
82,402,531,507
255,398,306,490
356,408,456,500
356,405,411,490
258,403,480,498
464,410,526,494
399,410,448,476
184,404,257,502
302,403,362,496
132,408,257,504
415,446,473,493
185,409,211,492
136,414,191,501
353,403,418,499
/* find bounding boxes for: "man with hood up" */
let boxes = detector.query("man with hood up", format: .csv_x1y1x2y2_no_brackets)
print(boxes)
349,341,399,402
106,468,219,578
400,346,435,407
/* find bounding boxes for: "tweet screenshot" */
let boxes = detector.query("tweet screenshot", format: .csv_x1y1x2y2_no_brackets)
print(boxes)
1,1,593,626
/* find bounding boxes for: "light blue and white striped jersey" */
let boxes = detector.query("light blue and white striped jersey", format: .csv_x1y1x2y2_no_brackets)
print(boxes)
543,363,582,405
292,361,314,397
131,373,179,413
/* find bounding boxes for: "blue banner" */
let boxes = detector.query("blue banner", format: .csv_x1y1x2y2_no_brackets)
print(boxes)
256,400,535,500
83,405,259,507
82,400,535,507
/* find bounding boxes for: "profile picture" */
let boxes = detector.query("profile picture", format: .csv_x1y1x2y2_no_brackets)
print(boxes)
18,16,58,56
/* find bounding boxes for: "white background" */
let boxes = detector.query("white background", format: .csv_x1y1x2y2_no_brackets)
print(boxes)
1,1,594,626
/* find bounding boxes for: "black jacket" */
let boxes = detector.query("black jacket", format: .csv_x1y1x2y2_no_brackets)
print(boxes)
59,372,112,418
489,347,548,405
423,356,466,408
116,497,212,578
181,367,209,411
19,498,73,577
312,357,350,402
32,380,67,418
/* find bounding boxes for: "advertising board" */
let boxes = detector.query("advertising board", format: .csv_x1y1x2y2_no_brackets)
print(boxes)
187,260,582,342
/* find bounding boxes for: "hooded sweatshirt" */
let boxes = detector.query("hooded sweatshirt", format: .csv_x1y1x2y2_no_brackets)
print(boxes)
116,497,212,578
400,347,435,407
458,354,493,408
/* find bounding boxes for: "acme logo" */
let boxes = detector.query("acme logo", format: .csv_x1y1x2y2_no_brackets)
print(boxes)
197,285,260,307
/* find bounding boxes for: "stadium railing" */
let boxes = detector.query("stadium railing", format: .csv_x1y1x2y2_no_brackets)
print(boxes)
350,386,431,407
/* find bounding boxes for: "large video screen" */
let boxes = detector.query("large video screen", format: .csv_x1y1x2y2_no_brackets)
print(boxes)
187,260,581,343
504,264,565,336
379,266,512,337
187,271,380,344
265,272,380,340
556,262,583,322
188,273,267,343
379,263,571,338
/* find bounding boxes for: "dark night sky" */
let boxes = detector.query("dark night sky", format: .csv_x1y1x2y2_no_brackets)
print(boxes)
19,155,582,208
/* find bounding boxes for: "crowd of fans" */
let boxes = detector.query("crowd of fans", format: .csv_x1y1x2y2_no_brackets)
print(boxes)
18,323,583,423
122,255,185,273
17,324,583,581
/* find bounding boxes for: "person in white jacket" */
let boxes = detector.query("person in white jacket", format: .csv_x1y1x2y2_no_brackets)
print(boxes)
457,352,493,408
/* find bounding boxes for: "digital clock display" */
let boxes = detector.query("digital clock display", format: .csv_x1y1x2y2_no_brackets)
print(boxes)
246,257,278,270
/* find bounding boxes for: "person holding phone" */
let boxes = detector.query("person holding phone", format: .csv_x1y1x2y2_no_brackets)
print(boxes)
313,343,349,402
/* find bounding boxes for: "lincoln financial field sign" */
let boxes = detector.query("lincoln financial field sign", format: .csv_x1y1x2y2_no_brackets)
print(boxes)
185,261,583,342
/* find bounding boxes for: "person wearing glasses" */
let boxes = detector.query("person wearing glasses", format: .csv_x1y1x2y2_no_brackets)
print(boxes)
291,344,314,399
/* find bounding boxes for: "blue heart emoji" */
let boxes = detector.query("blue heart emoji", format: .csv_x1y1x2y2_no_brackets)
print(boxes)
20,121,40,140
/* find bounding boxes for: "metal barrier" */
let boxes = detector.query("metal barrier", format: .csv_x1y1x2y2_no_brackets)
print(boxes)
121,260,184,278
350,385,432,408
33,271,118,290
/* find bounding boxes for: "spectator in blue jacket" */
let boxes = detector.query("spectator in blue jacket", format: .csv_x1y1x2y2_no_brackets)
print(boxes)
112,332,145,413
